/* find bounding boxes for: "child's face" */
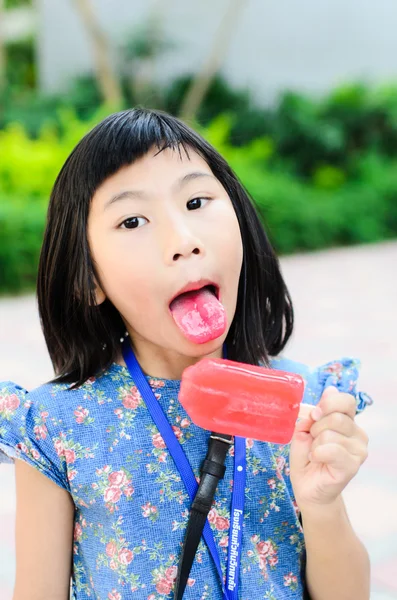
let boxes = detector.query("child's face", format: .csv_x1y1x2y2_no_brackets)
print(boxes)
88,146,243,360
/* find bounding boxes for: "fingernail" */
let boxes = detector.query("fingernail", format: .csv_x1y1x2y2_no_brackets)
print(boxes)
311,407,323,421
325,385,338,394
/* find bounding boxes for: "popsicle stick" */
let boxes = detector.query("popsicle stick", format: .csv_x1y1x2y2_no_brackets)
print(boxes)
297,403,314,420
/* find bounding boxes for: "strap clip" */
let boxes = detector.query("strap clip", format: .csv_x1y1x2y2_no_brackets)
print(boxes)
210,434,234,445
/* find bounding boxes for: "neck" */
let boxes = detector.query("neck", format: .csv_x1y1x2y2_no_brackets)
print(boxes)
119,334,223,380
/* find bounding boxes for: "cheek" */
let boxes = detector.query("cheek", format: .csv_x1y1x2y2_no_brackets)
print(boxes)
90,235,159,312
212,205,243,267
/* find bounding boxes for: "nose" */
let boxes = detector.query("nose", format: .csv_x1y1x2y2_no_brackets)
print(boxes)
162,217,204,264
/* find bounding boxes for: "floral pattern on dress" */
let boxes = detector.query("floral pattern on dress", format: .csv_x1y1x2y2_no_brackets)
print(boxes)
0,356,372,599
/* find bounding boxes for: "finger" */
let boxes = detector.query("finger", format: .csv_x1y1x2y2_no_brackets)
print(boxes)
310,412,356,439
310,430,368,461
310,443,362,471
294,415,314,438
298,403,314,420
356,426,369,445
313,388,357,421
294,404,316,436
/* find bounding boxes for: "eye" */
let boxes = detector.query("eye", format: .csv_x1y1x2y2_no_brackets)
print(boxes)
119,216,148,229
187,197,211,211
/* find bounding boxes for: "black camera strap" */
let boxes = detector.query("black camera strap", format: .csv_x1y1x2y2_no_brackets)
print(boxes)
174,432,233,600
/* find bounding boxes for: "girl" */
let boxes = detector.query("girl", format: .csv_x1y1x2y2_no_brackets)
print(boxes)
0,108,372,600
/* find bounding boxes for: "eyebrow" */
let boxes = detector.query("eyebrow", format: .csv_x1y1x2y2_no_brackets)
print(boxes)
104,171,217,210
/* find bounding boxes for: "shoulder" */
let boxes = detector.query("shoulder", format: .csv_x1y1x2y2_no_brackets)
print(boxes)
3,369,117,430
269,355,373,413
0,364,131,438
1,364,125,408
0,379,72,488
0,378,84,421
0,367,125,488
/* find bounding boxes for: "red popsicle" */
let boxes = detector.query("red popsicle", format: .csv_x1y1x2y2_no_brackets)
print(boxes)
179,358,306,444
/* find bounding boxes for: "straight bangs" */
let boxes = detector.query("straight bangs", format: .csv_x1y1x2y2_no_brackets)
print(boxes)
37,108,293,387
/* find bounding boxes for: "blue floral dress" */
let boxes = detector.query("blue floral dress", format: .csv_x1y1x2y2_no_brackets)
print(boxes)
0,356,372,600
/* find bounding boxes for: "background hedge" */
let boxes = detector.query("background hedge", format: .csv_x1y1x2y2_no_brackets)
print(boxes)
1,80,397,293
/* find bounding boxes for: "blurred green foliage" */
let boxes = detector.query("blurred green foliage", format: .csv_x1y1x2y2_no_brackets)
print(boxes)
0,76,103,137
0,109,110,200
0,199,45,291
5,38,36,90
1,107,397,293
5,0,31,7
6,74,397,179
204,115,397,253
2,0,35,92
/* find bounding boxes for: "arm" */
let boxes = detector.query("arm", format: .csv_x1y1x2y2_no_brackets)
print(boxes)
302,496,370,600
12,460,75,600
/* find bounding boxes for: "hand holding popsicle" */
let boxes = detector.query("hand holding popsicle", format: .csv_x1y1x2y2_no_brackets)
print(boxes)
290,386,369,511
179,359,368,508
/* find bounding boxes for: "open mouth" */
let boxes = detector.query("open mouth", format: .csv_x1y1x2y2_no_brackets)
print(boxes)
168,281,226,343
169,282,219,310
202,284,218,298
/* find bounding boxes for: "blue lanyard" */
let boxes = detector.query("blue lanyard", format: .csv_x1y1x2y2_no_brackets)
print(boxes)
122,340,246,599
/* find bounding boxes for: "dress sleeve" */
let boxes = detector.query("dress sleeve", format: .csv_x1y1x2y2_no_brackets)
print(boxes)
0,381,70,491
302,357,374,414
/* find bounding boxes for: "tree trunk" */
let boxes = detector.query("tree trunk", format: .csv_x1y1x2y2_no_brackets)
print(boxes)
128,0,165,108
73,0,122,107
132,6,159,105
179,0,246,123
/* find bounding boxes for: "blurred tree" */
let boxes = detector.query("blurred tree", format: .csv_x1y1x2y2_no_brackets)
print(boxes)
179,0,246,123
120,0,173,108
73,0,122,107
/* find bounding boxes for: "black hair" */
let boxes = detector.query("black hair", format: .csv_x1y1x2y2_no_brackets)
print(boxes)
37,108,293,386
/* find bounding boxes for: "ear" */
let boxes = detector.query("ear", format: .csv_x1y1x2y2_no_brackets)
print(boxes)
93,280,106,305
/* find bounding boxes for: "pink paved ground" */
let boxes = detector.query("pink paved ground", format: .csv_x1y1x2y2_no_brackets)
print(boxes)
1,240,396,599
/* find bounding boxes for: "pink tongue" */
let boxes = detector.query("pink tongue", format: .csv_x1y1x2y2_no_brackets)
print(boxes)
170,287,227,344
